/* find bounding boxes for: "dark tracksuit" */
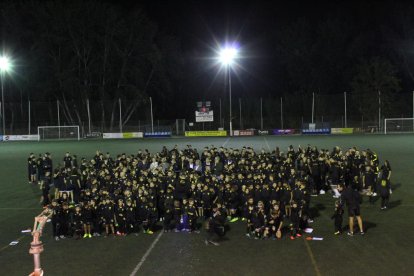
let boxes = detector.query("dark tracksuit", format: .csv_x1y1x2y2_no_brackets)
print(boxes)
185,205,197,231
290,206,301,236
163,206,174,231
72,211,83,236
379,179,391,208
331,206,344,232
125,205,137,234
173,206,182,230
51,205,61,237
83,207,93,226
115,205,126,233
60,208,71,236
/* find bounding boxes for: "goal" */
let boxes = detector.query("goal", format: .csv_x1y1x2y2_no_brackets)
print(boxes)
384,118,414,134
38,126,80,141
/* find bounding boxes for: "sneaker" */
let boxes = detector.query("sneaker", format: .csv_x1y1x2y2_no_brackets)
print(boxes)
319,190,326,195
230,217,239,223
83,234,88,238
360,231,365,235
96,233,101,237
334,231,341,235
241,218,246,221
347,231,354,236
116,231,121,236
245,233,251,238
59,235,65,239
381,207,385,210
88,234,92,238
290,236,295,240
55,236,60,241
307,219,314,224
372,192,377,196
296,233,302,237
147,230,154,235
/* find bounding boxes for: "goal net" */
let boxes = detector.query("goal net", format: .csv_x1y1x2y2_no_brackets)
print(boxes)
38,126,80,141
384,118,414,134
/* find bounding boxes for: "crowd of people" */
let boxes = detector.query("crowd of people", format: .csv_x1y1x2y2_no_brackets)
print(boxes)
28,144,392,244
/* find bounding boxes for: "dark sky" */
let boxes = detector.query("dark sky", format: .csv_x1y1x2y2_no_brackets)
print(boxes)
134,0,397,96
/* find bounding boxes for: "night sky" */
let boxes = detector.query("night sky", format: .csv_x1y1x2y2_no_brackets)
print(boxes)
2,0,413,122
138,0,400,98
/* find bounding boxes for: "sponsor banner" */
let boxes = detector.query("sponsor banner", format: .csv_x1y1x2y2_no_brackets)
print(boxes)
2,135,39,141
258,130,269,135
144,131,171,138
103,133,123,139
123,132,144,138
195,111,214,122
103,132,143,139
233,130,255,136
331,128,354,134
185,130,227,137
302,128,331,134
85,132,102,138
272,129,295,135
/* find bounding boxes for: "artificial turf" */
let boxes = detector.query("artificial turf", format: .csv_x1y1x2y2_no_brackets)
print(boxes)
0,135,414,276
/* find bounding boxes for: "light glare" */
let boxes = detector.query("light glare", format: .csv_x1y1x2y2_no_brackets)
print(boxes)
219,47,238,65
0,56,11,72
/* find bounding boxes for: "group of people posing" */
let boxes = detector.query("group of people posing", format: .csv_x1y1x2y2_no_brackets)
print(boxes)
28,143,392,244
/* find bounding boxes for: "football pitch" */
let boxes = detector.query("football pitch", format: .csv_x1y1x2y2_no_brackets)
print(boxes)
1,134,414,276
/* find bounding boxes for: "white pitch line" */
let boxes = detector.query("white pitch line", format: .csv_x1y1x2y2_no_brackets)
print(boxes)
129,231,164,276
263,136,271,151
222,137,231,147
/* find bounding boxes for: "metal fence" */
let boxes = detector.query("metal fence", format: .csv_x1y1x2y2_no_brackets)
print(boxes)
1,91,413,135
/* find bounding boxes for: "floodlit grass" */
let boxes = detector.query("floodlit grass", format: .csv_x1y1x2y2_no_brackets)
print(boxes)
1,135,414,275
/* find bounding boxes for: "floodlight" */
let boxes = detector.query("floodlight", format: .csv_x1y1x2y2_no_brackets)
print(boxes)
219,47,238,65
0,56,10,72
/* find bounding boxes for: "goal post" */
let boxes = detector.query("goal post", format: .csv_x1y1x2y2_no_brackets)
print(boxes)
384,118,414,134
37,126,80,141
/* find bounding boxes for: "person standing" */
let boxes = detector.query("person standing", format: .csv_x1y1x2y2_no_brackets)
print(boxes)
380,160,392,194
339,184,364,236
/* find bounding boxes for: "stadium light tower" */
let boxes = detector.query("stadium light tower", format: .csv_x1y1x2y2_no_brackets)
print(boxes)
0,56,11,136
219,46,238,136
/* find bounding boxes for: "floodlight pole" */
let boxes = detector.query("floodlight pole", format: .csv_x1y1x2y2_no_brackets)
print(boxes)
228,65,233,136
150,97,154,133
28,100,31,135
1,72,5,136
344,92,347,128
57,100,61,139
280,97,283,129
219,98,222,128
239,98,242,129
311,92,315,124
378,90,381,132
